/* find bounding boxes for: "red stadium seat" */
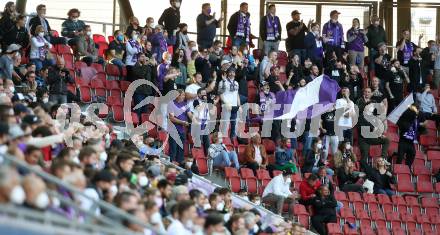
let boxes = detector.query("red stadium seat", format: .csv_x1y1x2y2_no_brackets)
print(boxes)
326,223,342,235
74,61,87,71
272,170,282,177
393,164,411,175
97,41,109,58
416,180,434,193
262,139,276,155
359,224,374,235
377,194,393,212
343,224,357,235
385,210,401,229
92,63,105,73
340,207,356,224
93,34,106,43
108,35,114,43
91,78,106,98
120,80,131,92
354,207,370,224
293,204,309,215
195,157,209,175
111,104,124,122
396,174,414,192
391,227,405,235
256,169,271,186
420,135,437,148
334,191,349,208
391,195,408,212
362,193,378,204
78,86,92,103
191,148,205,159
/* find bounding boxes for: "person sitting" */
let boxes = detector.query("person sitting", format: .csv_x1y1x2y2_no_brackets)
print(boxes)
150,25,168,63
317,166,334,195
107,30,126,69
79,57,97,85
416,83,440,123
360,157,395,196
243,133,267,174
30,25,54,72
2,14,29,51
311,185,337,235
274,138,297,173
208,132,240,171
61,8,86,46
302,138,334,176
332,140,357,170
261,169,297,215
337,158,365,193
298,174,321,207
76,25,99,62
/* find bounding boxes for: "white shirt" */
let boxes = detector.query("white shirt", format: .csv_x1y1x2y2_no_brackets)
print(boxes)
167,219,192,235
219,78,239,107
262,174,292,198
335,98,355,127
185,83,201,110
254,145,262,164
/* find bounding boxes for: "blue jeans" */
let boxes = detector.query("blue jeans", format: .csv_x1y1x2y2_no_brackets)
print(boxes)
312,166,334,176
368,48,378,72
31,58,54,72
134,92,149,121
302,131,313,156
376,188,395,196
233,36,247,48
169,131,185,164
213,150,240,169
336,201,344,213
230,106,239,138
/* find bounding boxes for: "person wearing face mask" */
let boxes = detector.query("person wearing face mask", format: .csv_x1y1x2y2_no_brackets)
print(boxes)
167,200,197,235
304,22,324,70
22,175,50,210
197,3,223,50
192,88,217,155
82,170,116,215
262,168,297,215
302,138,326,175
274,138,297,173
260,4,281,56
144,17,155,37
61,8,86,46
0,166,25,205
396,29,423,75
29,5,67,45
333,140,357,170
107,30,126,69
346,18,368,71
125,30,143,80
76,25,98,62
144,200,166,234
30,25,53,72
366,15,387,72
171,49,188,89
195,49,212,84
175,23,189,52
150,25,168,63
208,132,240,171
408,46,426,93
322,10,344,58
228,2,253,48
159,0,182,46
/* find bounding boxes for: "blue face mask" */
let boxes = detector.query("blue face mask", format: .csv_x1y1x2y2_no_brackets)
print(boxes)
207,9,211,14
116,35,124,42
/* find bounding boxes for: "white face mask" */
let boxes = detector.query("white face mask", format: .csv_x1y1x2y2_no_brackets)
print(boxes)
10,185,25,205
86,31,92,36
35,192,50,209
150,211,162,224
154,197,163,208
345,144,351,150
216,201,225,211
243,50,248,55
390,67,397,73
316,143,323,149
175,2,181,8
148,23,154,28
99,151,108,162
42,97,49,103
38,32,45,37
138,175,149,187
285,178,292,184
254,200,261,205
185,161,193,169
72,18,78,23
9,86,15,93
132,35,139,40
203,203,211,210
110,184,118,195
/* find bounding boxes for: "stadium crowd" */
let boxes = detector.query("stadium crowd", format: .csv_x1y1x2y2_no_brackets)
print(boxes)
0,0,440,235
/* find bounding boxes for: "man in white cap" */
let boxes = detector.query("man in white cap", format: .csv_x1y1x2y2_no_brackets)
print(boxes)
0,44,21,80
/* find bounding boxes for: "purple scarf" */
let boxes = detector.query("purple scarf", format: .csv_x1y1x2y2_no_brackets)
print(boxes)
37,36,46,60
236,12,250,43
128,39,142,63
403,41,413,65
266,14,279,41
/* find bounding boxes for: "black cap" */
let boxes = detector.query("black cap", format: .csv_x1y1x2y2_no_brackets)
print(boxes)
291,10,301,16
94,170,115,182
282,168,294,176
0,123,9,136
22,115,41,125
330,10,341,16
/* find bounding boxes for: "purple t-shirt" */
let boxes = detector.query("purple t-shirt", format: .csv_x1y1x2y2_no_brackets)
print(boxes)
168,100,189,133
347,28,366,52
157,63,169,92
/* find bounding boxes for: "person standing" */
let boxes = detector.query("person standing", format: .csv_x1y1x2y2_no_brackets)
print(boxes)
2,15,29,51
322,10,344,58
47,57,74,104
260,4,282,56
385,59,408,111
196,3,223,50
227,2,252,48
304,22,324,69
396,104,420,168
335,87,356,143
76,25,98,62
285,10,308,62
396,29,422,74
408,46,425,92
366,15,387,72
28,5,66,45
158,0,181,45
218,67,241,138
374,42,392,81
346,18,368,71
320,108,339,161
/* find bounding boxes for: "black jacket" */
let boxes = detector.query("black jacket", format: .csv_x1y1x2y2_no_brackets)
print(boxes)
2,25,29,50
408,57,424,91
227,11,251,38
302,150,324,174
132,62,155,95
337,169,360,186
360,159,395,192
158,7,180,36
259,14,281,41
311,194,337,216
28,16,52,35
47,66,74,95
0,13,16,38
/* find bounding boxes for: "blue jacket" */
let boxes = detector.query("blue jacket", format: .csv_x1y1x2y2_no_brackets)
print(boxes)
304,32,323,62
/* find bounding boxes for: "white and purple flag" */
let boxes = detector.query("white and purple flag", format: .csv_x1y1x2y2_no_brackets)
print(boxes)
274,75,341,120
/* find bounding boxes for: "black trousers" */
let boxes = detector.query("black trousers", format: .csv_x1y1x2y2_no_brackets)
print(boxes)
311,214,337,235
359,136,390,161
397,139,415,167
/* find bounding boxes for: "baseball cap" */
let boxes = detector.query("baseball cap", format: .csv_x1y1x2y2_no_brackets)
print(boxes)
13,103,29,115
221,59,231,66
8,125,25,140
6,44,21,53
147,164,161,178
94,170,115,182
291,10,301,15
22,115,41,125
330,10,341,16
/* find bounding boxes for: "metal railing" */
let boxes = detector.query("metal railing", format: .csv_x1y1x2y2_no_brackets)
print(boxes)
1,153,163,235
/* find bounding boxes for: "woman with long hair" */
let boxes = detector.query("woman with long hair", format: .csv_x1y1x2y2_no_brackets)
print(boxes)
337,158,365,193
